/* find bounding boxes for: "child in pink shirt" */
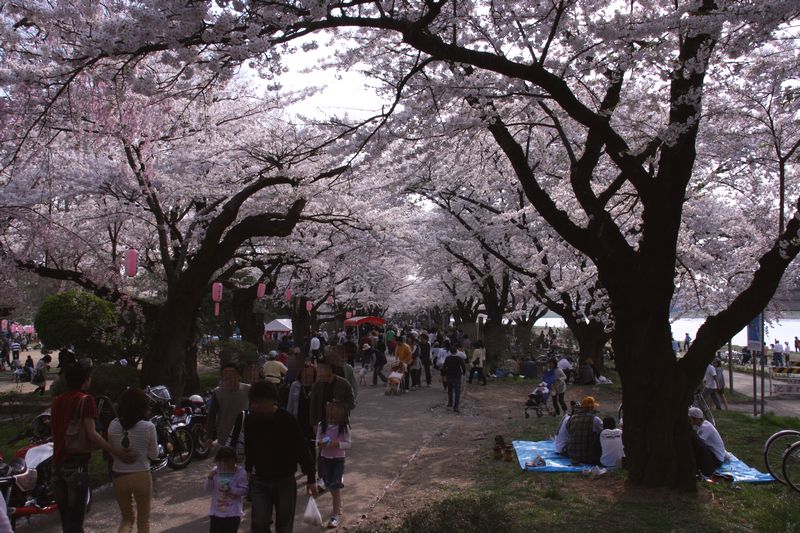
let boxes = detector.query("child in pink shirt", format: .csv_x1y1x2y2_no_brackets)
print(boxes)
204,446,248,533
316,401,352,529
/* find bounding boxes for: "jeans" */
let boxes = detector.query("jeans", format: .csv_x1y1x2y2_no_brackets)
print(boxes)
468,367,486,385
703,387,722,410
250,475,297,533
372,364,387,385
210,516,241,533
551,392,567,414
112,470,152,533
447,379,462,411
53,461,90,533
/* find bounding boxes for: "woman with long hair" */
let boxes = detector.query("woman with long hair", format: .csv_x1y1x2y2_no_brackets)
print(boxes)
107,388,159,533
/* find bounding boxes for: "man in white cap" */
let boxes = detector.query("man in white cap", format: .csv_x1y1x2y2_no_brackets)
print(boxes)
688,406,727,476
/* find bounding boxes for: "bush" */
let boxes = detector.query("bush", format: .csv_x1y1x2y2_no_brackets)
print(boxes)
34,289,117,360
214,340,258,369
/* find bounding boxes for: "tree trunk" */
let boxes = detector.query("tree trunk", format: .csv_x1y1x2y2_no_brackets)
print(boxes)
232,286,264,350
139,290,203,398
482,319,507,363
614,317,697,491
291,298,312,353
572,319,609,374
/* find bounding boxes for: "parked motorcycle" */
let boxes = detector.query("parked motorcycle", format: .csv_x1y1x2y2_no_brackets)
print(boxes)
0,409,89,531
144,386,195,470
174,393,212,460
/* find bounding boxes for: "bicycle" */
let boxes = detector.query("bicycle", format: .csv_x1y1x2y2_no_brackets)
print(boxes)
763,429,800,486
782,439,800,492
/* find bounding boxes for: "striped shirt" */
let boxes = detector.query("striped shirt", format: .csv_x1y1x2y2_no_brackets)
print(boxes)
107,419,159,473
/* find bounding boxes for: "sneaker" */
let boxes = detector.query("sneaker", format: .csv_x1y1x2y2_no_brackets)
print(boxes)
327,515,340,528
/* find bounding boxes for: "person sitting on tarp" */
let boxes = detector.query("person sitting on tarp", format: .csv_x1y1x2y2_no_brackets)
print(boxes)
566,396,603,465
688,407,728,476
574,359,598,385
554,413,571,455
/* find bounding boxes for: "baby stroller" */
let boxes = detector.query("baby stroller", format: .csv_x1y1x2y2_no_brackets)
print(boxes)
385,361,406,396
525,382,555,418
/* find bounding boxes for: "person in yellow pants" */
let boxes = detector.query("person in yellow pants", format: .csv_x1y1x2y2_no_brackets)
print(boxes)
107,388,160,533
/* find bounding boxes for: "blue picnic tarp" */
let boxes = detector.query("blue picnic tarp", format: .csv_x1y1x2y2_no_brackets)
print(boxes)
512,440,774,483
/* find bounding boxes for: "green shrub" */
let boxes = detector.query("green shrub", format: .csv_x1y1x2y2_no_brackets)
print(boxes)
34,289,117,360
215,340,258,369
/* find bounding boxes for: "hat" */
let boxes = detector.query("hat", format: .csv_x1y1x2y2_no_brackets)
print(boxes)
688,407,704,419
267,350,278,359
580,396,599,409
362,343,371,350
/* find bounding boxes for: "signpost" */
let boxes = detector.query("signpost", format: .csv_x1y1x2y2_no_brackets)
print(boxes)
747,314,763,416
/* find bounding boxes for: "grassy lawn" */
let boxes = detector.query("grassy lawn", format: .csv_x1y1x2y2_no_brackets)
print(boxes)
368,379,800,533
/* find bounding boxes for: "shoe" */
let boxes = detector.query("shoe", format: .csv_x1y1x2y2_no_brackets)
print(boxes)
493,446,503,460
327,515,340,528
503,445,514,462
446,403,453,407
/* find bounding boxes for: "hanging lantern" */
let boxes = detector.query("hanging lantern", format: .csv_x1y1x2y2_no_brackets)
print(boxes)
124,248,138,277
305,300,313,312
326,295,334,305
1,320,7,332
284,288,293,302
212,282,223,317
256,282,266,298
345,311,352,319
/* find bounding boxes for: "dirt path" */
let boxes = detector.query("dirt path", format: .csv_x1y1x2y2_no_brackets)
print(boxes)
17,379,482,532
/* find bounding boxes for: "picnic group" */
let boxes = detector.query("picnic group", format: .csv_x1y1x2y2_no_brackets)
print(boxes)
5,324,729,533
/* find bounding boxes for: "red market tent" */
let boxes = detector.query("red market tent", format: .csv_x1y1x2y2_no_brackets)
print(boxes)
343,316,387,327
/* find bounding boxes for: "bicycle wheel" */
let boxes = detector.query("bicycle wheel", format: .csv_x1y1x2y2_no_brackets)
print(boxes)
766,429,800,484
782,440,800,493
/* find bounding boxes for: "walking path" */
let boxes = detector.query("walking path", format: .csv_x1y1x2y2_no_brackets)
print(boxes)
18,381,466,532
728,369,800,417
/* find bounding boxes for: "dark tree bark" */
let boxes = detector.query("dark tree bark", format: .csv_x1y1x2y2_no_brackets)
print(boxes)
231,285,265,351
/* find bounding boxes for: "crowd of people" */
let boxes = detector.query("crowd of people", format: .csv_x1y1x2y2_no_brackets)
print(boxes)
39,322,739,533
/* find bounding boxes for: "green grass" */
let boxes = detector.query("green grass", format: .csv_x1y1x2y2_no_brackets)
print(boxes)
370,383,800,532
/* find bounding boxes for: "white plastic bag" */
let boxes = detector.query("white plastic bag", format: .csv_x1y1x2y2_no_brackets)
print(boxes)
303,496,323,527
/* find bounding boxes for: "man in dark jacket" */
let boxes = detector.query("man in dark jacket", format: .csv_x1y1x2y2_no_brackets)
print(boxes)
371,344,388,386
442,346,466,413
245,382,317,533
310,360,356,428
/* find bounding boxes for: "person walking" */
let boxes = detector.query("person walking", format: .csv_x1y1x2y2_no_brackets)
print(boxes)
371,344,387,386
773,340,784,367
316,401,351,529
107,387,160,533
442,346,466,413
205,446,248,533
51,363,134,532
703,361,722,410
209,363,251,447
244,382,317,533
713,360,729,410
467,341,487,385
310,360,356,428
543,358,568,415
419,334,433,386
394,337,413,391
408,337,422,390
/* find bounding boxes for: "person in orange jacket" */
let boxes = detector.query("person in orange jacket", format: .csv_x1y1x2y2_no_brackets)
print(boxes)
394,336,413,391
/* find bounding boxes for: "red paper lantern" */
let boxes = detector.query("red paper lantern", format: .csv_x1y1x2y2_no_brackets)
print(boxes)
212,282,223,316
124,248,137,277
305,300,313,312
256,282,266,298
1,320,7,332
284,288,293,302
326,295,334,305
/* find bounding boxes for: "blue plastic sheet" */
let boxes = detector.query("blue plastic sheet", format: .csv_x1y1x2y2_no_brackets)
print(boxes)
512,440,590,472
714,453,774,484
513,440,775,483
